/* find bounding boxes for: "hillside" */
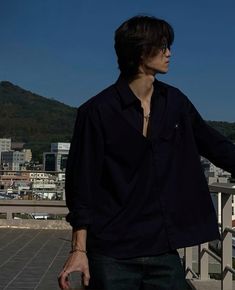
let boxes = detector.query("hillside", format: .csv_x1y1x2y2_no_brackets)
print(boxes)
0,81,234,162
0,81,77,161
207,121,235,141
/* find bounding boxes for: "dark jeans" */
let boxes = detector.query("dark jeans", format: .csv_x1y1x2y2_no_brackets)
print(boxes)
85,250,190,290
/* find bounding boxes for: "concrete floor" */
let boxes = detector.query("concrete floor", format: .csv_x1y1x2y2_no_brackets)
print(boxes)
0,228,232,290
0,228,81,290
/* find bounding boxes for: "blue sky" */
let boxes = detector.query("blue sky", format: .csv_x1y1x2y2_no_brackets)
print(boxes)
0,0,234,121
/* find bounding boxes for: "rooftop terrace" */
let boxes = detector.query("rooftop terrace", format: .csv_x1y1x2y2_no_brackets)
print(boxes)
1,182,235,290
0,228,75,290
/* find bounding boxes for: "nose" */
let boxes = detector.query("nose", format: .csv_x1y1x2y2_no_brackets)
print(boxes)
165,47,171,57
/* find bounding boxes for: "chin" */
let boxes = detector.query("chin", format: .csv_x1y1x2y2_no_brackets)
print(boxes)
157,69,168,74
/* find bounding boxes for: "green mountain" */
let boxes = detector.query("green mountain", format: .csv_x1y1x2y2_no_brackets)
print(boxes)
207,121,235,141
0,81,234,162
0,81,77,161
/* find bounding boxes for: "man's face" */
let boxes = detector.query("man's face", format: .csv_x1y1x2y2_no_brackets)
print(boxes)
139,44,171,75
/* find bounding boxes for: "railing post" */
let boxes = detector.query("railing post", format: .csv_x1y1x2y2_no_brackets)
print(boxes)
221,192,233,290
62,188,66,200
198,242,209,280
184,246,193,279
6,211,12,219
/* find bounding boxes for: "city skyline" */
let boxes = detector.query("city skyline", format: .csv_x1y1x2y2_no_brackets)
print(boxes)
0,0,235,121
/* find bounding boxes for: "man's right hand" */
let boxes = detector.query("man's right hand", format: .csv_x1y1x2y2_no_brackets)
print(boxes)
58,251,90,290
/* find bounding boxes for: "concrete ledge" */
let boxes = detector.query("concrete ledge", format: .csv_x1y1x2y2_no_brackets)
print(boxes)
188,279,235,290
0,200,66,206
0,200,69,219
0,219,71,229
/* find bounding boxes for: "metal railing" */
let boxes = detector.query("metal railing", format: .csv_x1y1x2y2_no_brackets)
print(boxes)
184,182,235,290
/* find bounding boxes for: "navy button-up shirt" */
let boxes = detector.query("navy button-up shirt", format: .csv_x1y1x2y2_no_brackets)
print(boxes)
66,75,235,258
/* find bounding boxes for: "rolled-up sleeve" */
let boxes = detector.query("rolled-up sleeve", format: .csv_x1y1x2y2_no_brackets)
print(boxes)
65,104,104,229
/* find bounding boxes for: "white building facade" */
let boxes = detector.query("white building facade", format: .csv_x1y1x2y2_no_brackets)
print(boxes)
0,138,11,161
43,143,70,172
1,151,25,171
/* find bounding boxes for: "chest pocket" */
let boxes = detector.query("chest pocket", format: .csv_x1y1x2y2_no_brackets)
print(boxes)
160,122,182,142
159,114,185,146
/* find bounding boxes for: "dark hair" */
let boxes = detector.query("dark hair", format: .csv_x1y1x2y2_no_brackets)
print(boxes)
114,15,174,79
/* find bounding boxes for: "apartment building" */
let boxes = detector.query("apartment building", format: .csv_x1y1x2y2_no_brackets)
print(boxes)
0,138,11,160
1,151,25,171
43,142,70,172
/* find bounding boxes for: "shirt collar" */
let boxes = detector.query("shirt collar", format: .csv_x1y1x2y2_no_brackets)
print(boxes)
114,74,167,108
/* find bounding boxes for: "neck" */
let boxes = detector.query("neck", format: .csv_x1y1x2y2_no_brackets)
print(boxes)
128,74,155,102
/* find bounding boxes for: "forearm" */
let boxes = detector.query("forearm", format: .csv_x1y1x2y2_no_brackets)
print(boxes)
71,228,87,251
59,228,90,289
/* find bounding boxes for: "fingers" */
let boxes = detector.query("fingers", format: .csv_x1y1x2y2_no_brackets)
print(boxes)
58,268,90,289
58,269,70,290
82,266,90,286
58,253,90,289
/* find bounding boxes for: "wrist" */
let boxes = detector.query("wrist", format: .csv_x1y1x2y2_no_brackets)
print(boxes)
71,228,87,253
70,247,87,254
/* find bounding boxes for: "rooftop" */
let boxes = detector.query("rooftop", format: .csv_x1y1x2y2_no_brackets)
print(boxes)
1,227,235,290
0,228,82,290
1,182,235,290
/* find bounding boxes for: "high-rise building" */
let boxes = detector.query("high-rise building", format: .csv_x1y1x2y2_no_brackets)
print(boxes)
0,138,11,161
43,143,70,172
51,143,70,154
1,151,25,171
22,149,32,163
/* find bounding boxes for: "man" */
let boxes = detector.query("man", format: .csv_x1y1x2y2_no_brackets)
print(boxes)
58,15,235,290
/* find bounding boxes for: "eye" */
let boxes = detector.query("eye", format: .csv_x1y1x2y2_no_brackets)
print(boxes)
160,42,170,54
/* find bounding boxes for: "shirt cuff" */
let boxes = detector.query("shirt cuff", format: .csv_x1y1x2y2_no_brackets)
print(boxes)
66,210,92,229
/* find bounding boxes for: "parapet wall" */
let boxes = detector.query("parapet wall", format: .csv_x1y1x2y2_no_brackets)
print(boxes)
0,219,71,229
